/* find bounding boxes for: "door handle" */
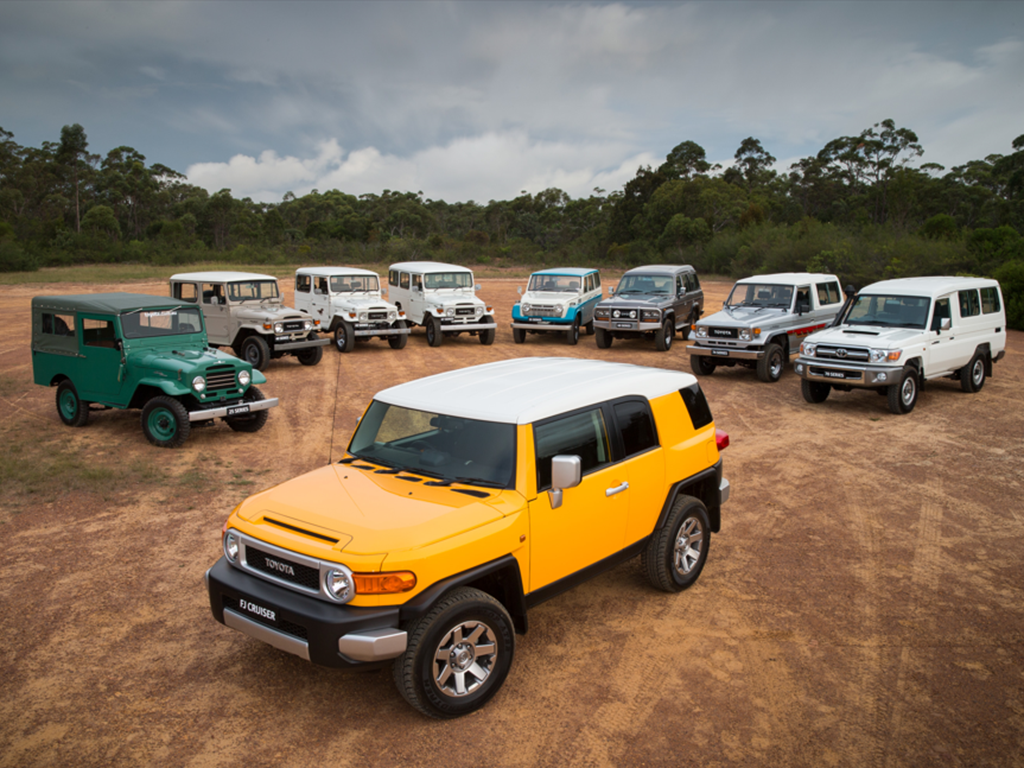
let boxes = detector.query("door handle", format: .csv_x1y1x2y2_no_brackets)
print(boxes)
605,481,629,497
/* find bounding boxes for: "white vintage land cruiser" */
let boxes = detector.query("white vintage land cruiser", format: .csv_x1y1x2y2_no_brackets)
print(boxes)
687,272,845,382
387,262,496,347
794,276,1007,414
294,267,410,353
170,271,329,370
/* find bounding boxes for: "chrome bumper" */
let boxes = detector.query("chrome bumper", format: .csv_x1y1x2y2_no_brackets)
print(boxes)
274,337,330,352
189,397,279,421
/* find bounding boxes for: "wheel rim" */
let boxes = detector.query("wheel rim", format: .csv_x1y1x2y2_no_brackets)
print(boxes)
431,620,497,698
147,408,177,441
901,376,916,406
664,324,672,349
673,516,704,576
335,328,347,351
244,344,260,365
770,352,783,378
59,390,77,419
972,359,984,386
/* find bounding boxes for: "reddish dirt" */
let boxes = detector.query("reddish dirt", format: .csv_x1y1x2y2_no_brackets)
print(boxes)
1,275,1022,768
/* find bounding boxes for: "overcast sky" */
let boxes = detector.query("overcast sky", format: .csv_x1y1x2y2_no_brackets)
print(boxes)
3,0,1023,205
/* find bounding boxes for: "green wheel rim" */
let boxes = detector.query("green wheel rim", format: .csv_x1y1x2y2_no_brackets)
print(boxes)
59,390,78,420
146,407,177,441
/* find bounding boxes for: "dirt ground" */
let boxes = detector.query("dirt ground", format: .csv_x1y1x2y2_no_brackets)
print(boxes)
0,273,1022,768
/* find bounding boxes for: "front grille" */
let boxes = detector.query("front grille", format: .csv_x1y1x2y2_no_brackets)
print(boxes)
223,596,308,640
282,321,305,332
205,365,237,391
707,327,738,339
815,345,870,361
523,305,557,317
368,311,388,321
246,545,320,591
455,305,476,316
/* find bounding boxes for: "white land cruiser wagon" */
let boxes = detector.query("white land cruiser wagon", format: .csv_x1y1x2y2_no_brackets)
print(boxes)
794,276,1007,414
294,267,410,353
387,262,496,347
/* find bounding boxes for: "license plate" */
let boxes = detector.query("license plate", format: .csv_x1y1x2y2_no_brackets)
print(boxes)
236,597,279,626
275,336,290,342
823,370,846,379
227,404,251,416
710,349,730,357
615,322,633,329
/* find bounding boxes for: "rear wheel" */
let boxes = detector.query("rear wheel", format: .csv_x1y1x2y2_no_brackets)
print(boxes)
595,326,612,349
690,355,716,376
56,380,89,427
566,316,580,346
960,352,986,393
226,386,269,433
426,316,443,347
479,316,495,345
142,396,190,448
642,496,710,592
388,321,408,349
801,379,831,404
334,321,356,353
240,336,270,370
757,343,785,382
655,318,674,351
888,367,919,414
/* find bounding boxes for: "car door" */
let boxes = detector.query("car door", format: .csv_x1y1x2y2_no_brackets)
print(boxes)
76,314,125,404
926,295,961,375
201,282,231,343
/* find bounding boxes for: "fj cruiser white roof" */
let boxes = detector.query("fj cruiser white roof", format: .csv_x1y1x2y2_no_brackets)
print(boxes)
390,261,473,275
171,271,277,282
296,266,379,278
735,272,838,285
858,276,1000,297
375,358,698,425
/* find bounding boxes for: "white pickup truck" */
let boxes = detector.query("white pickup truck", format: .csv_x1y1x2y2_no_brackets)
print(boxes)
794,276,1007,414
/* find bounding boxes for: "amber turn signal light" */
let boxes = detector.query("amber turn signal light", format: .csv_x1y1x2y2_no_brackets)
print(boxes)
354,572,417,594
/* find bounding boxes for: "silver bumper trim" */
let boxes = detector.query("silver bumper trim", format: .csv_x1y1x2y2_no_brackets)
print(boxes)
354,327,410,337
274,337,330,352
189,397,279,422
338,628,408,662
719,477,730,506
510,321,571,331
223,607,311,661
688,345,763,361
437,321,497,331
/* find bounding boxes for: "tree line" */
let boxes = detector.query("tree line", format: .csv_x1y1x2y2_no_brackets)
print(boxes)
1,120,1022,328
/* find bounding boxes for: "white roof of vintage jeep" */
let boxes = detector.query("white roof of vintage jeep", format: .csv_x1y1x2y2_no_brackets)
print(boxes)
860,276,1000,297
296,266,379,278
170,271,277,282
375,357,698,424
736,272,837,284
389,261,473,275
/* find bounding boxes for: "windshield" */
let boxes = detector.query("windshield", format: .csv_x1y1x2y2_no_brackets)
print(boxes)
349,401,515,489
423,272,473,290
330,274,379,293
227,280,279,302
527,274,582,293
121,307,204,339
615,274,672,295
846,294,931,329
726,283,794,309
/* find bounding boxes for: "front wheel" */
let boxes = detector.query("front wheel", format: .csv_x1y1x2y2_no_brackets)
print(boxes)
960,352,986,393
566,316,580,346
888,367,919,414
585,320,594,335
141,396,190,448
655,318,674,351
757,343,785,382
388,321,408,349
393,587,515,719
240,336,270,370
690,354,716,376
479,316,495,345
641,495,710,592
679,314,693,341
56,380,90,427
801,379,831,403
226,385,269,433
512,327,526,344
296,334,323,366
594,326,612,349
334,321,356,353
426,316,443,347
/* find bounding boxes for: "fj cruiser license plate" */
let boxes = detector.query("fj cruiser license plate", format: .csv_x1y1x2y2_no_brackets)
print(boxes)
235,597,279,626
710,349,730,357
227,404,251,416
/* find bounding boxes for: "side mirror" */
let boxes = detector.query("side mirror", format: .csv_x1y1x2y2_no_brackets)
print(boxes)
474,283,482,291
796,301,810,315
517,286,523,296
548,455,581,509
608,286,616,296
940,317,951,331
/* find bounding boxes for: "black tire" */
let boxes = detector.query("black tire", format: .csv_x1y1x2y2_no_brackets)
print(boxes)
888,366,919,414
426,316,443,347
595,326,612,349
641,495,710,592
226,385,269,433
141,396,191,448
393,587,515,719
655,318,674,351
296,335,323,366
690,354,716,376
679,314,692,341
334,321,356,353
960,352,986,393
801,379,831,404
240,336,270,370
512,327,526,344
585,320,594,335
479,316,495,346
388,321,408,350
56,380,89,427
566,316,580,346
757,342,785,382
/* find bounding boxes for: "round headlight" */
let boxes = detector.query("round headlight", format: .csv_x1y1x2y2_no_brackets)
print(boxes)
192,375,206,393
238,369,251,387
612,309,620,319
274,322,284,334
522,303,531,313
801,342,816,356
224,531,239,562
739,329,752,341
324,567,353,602
445,308,455,317
696,325,708,338
359,312,367,322
303,320,313,331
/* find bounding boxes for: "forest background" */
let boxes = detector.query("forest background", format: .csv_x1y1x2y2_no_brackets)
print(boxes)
2,119,1023,329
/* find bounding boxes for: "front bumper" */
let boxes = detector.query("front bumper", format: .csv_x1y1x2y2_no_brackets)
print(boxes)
794,357,898,388
437,320,497,331
687,343,764,361
189,396,279,422
206,558,406,668
272,337,330,352
594,318,661,333
510,319,572,331
353,324,409,337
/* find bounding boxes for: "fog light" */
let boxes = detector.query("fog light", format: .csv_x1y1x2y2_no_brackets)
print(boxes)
875,372,888,382
795,363,803,374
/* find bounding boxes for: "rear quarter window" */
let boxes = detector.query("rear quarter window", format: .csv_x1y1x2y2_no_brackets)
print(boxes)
980,287,1001,314
679,384,713,430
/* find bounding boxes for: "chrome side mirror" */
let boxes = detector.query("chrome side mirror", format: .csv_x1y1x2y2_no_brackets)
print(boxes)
548,455,581,509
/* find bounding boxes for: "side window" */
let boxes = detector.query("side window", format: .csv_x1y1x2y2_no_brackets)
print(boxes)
400,272,410,290
690,273,700,290
413,274,423,290
594,273,602,290
613,399,658,458
389,269,399,286
931,297,951,331
796,286,811,309
817,282,841,305
202,283,225,305
676,275,684,294
317,278,328,294
980,287,1001,314
585,274,594,293
679,385,713,430
174,282,198,303
958,289,980,318
534,408,611,490
82,318,117,348
296,274,311,293
42,312,76,336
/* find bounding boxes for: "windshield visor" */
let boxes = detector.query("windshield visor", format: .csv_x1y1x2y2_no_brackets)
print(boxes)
349,401,515,489
121,307,204,338
847,294,930,329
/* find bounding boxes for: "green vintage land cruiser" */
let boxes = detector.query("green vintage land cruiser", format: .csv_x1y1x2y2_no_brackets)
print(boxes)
31,293,278,447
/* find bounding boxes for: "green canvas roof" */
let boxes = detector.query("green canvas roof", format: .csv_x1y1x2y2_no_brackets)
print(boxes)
32,293,192,315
